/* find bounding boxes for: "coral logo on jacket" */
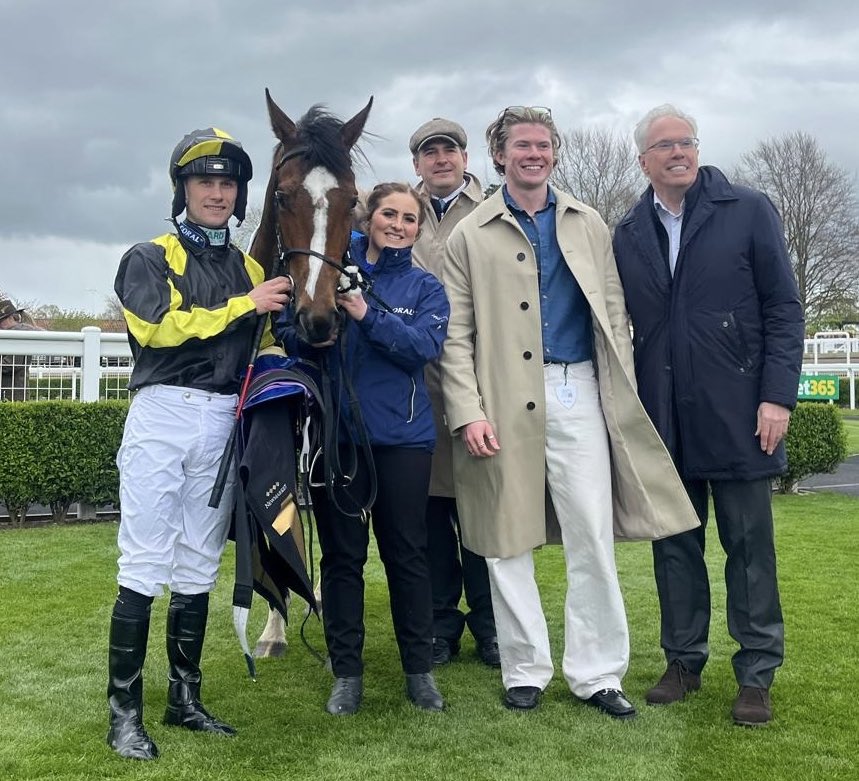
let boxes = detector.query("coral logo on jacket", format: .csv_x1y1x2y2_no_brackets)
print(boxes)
392,307,415,316
178,220,207,247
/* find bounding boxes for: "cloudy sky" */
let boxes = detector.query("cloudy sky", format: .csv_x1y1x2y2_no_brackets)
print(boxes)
2,0,858,313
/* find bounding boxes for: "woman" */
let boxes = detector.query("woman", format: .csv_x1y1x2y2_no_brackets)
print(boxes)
292,183,450,715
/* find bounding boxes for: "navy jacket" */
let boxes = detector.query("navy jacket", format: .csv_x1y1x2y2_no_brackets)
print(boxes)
280,234,449,451
612,166,804,480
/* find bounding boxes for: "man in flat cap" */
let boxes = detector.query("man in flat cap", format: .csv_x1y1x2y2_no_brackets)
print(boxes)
409,118,500,669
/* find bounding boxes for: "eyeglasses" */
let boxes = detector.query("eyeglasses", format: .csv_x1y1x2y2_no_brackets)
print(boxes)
499,105,553,121
642,137,699,154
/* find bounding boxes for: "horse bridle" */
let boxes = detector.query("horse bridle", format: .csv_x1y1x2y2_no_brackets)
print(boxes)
271,144,393,312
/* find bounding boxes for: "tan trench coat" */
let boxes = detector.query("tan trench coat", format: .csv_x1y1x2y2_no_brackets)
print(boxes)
412,173,483,497
440,187,700,559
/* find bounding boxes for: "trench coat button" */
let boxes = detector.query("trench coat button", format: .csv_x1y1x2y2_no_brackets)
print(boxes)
722,320,729,327
183,392,191,400
523,351,532,360
520,302,529,310
526,401,536,410
516,252,526,262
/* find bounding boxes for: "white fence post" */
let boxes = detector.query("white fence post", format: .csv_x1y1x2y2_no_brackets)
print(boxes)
77,326,102,519
80,326,102,403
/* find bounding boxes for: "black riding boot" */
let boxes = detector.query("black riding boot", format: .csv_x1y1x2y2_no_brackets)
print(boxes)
106,591,159,760
163,592,235,736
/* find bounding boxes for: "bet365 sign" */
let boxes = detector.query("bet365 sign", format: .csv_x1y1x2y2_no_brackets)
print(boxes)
797,374,839,401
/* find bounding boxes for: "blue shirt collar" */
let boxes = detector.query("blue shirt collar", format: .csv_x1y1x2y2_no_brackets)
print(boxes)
502,184,556,214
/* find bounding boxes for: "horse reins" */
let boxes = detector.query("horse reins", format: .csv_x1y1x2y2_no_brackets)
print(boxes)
270,144,390,524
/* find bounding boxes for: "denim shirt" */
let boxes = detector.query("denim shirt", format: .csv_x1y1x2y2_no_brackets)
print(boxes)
503,185,593,364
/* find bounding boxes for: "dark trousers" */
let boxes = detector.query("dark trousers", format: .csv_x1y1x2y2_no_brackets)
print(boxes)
652,477,784,688
425,496,496,643
312,446,434,677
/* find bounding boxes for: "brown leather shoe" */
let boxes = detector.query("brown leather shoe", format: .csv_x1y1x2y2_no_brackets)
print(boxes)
732,686,772,726
645,661,701,705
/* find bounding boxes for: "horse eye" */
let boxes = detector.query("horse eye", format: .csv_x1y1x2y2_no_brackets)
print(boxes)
349,197,358,210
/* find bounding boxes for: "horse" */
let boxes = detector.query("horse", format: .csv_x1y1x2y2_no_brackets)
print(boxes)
247,90,372,658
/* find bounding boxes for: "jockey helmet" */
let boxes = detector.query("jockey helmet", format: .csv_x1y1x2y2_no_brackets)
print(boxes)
169,128,253,222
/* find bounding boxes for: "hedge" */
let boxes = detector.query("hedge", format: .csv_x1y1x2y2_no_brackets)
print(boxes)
777,402,848,493
0,400,128,526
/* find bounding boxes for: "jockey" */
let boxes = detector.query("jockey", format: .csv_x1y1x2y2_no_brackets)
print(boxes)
106,127,292,760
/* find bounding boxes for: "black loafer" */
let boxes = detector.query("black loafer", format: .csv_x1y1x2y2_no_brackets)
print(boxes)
432,637,460,666
584,688,637,720
405,673,444,711
503,686,542,711
326,676,363,715
476,636,501,668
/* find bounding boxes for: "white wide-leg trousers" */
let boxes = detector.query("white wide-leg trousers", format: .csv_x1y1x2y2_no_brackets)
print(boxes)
487,361,630,698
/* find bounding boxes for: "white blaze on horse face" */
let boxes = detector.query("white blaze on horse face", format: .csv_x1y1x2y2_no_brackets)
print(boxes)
302,166,338,300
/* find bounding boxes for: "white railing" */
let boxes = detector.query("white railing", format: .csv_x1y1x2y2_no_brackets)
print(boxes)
803,331,858,365
2,329,857,408
0,327,133,402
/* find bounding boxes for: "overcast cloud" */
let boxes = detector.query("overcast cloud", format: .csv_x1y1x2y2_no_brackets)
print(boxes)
2,0,858,311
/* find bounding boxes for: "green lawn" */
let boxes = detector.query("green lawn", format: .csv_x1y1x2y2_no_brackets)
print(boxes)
840,416,859,455
1,494,857,781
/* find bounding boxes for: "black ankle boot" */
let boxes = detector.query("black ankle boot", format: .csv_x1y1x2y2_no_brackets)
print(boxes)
106,601,159,760
163,592,235,736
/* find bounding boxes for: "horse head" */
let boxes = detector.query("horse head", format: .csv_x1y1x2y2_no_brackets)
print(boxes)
253,89,372,345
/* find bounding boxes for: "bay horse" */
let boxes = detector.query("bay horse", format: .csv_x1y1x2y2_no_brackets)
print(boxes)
248,90,372,658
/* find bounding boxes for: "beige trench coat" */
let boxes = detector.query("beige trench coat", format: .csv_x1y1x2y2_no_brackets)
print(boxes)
440,187,700,559
412,173,483,497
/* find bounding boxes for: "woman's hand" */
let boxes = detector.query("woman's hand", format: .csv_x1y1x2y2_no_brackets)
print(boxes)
336,292,368,321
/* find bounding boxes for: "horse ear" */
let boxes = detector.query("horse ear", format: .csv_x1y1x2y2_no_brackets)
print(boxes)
265,88,297,146
341,96,373,150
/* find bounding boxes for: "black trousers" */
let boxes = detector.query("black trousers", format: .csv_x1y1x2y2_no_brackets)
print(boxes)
652,477,784,688
312,446,434,677
425,496,496,643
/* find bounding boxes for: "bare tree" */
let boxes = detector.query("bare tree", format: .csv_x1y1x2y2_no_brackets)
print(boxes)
102,294,124,321
550,128,644,230
232,205,263,253
735,132,859,323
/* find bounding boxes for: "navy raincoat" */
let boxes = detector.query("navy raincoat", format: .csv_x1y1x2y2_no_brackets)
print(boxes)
612,166,804,480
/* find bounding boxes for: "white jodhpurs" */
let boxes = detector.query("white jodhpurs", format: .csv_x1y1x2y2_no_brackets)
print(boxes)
487,361,630,698
116,384,237,597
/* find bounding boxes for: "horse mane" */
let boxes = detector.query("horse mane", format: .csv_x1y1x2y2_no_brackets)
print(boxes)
288,104,360,177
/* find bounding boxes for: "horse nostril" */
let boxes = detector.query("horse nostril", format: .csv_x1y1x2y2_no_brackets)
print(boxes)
296,308,339,345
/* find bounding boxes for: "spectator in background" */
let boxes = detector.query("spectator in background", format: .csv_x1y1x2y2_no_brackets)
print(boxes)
0,298,44,401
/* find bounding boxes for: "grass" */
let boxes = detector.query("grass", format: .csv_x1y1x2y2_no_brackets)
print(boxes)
1,493,857,781
839,416,859,455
